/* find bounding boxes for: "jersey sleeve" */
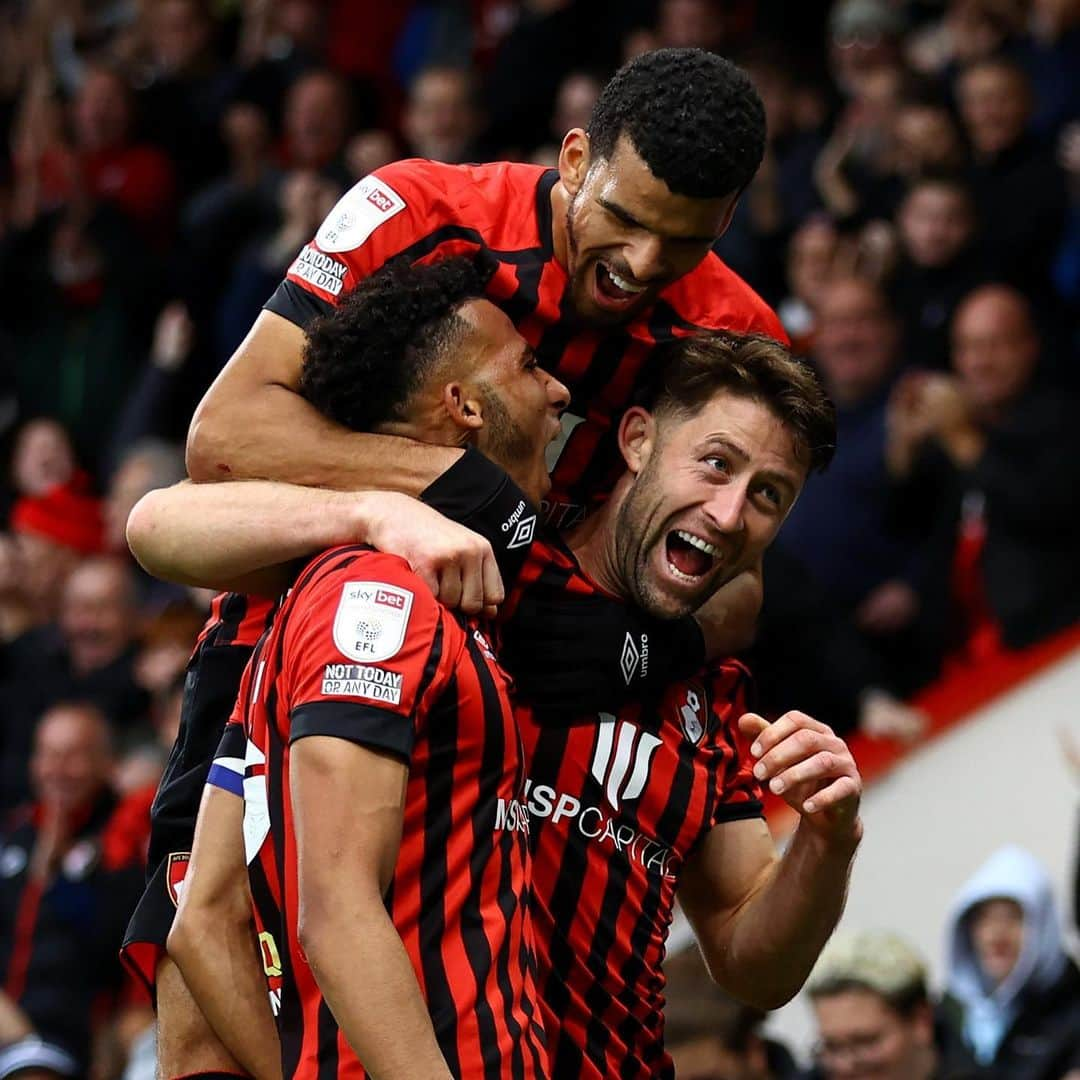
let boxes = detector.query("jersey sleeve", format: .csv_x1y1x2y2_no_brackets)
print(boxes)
281,551,451,762
206,706,247,798
264,159,479,328
706,662,764,825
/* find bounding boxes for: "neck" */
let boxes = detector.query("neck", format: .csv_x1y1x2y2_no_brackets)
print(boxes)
378,401,469,451
549,179,571,272
565,478,630,601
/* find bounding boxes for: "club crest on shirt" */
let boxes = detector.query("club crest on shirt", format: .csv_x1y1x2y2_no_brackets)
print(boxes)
333,581,414,663
678,683,709,745
315,175,406,252
165,851,191,907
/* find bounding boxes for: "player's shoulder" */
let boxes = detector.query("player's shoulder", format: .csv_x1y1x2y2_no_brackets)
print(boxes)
333,158,545,238
292,545,437,612
663,255,787,342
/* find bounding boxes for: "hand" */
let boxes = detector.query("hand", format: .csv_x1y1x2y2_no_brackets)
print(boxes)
363,493,504,617
854,579,920,635
740,711,862,839
917,372,973,435
694,565,763,659
886,372,935,476
858,690,927,744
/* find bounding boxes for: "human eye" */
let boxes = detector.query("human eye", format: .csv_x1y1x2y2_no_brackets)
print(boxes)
703,455,730,475
754,483,783,510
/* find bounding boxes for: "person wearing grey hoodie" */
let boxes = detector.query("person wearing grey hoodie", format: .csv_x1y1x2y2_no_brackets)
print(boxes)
942,845,1080,1080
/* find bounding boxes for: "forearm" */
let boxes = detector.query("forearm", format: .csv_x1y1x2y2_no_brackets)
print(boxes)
715,823,860,1007
189,380,458,492
128,482,388,594
169,914,281,1080
303,908,451,1079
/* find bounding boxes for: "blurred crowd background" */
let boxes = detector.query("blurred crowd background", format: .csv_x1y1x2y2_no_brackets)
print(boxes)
0,0,1077,1077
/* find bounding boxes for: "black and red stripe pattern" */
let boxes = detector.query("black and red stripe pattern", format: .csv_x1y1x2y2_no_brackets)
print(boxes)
239,544,546,1079
513,539,763,1080
265,158,785,526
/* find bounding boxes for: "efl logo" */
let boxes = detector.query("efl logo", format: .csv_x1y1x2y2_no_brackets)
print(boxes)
366,187,395,212
590,714,662,812
375,589,405,610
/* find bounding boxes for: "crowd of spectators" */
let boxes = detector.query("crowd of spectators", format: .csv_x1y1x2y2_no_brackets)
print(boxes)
0,0,1076,1076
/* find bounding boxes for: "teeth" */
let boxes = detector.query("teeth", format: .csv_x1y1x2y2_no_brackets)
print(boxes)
676,530,720,558
606,266,646,294
667,560,701,583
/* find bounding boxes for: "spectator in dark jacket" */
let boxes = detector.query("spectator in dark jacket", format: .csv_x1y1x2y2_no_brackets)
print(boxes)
886,284,1080,664
942,846,1080,1080
0,703,148,1077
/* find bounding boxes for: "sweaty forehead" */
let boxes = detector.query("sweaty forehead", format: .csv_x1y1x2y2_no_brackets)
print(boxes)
456,297,524,359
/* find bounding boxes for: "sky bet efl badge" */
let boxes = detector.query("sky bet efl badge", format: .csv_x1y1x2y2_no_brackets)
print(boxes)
333,581,414,664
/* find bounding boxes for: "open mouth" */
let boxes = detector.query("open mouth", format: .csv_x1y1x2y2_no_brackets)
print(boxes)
664,529,721,584
595,262,647,306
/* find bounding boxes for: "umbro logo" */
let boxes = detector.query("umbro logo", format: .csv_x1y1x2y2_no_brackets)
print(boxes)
590,714,662,811
620,631,649,684
620,633,639,683
506,514,536,550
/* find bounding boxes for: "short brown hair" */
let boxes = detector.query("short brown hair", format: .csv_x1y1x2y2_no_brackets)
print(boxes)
642,332,836,473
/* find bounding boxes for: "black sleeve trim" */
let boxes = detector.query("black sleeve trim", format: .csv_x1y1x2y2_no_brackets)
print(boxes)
263,278,334,329
214,720,247,760
712,799,765,825
290,700,414,762
420,445,537,588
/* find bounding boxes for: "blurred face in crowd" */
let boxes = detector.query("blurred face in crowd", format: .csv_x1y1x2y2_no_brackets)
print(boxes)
279,170,342,235
285,72,350,169
787,217,840,306
950,286,1039,414
551,73,602,141
893,104,965,174
30,704,113,813
813,988,936,1080
957,62,1031,158
148,0,213,75
11,420,75,498
13,532,80,615
657,0,726,50
613,391,806,618
969,898,1025,986
814,279,899,405
60,557,137,675
668,1034,771,1080
898,182,975,268
73,67,132,151
403,67,479,164
558,132,737,326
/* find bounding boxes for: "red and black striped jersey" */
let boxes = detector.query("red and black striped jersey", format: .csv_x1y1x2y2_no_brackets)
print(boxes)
516,540,763,1080
264,158,786,527
236,544,546,1080
194,591,277,652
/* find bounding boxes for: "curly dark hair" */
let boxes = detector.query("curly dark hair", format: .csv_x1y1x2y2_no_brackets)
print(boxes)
587,48,766,199
642,332,836,473
299,255,494,432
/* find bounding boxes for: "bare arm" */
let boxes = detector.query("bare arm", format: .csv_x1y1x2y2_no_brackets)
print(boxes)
127,481,503,611
168,785,283,1080
186,311,457,491
291,736,452,1079
678,711,862,1010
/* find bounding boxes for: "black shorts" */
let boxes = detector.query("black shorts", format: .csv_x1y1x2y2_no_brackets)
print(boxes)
120,640,254,995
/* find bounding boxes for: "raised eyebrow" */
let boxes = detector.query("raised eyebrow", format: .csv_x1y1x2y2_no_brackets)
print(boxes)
702,437,750,465
597,197,715,245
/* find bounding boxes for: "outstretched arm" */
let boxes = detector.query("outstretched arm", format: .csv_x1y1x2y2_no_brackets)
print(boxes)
678,710,862,1010
127,481,503,613
186,311,458,491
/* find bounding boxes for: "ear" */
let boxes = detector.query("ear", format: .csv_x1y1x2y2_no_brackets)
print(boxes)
618,406,656,476
443,382,484,435
557,129,591,196
716,193,740,239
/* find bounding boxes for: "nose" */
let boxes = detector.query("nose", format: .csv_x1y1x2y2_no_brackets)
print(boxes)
545,371,571,413
703,483,748,535
622,233,668,283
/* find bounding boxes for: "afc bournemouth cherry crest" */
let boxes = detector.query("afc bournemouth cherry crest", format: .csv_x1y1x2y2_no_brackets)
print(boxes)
678,683,709,745
166,851,191,907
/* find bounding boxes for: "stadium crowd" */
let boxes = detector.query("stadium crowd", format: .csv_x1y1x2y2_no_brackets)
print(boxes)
0,0,1077,1077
